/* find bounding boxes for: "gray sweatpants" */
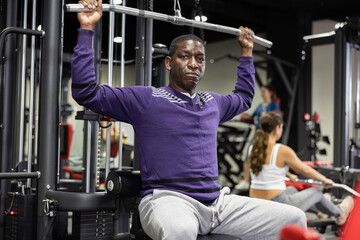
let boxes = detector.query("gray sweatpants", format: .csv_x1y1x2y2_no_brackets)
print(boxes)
271,186,340,216
139,187,306,240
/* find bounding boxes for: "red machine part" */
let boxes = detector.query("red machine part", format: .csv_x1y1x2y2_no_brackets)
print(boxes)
341,177,360,239
279,225,321,240
313,112,319,122
60,123,73,159
62,165,82,179
285,181,318,191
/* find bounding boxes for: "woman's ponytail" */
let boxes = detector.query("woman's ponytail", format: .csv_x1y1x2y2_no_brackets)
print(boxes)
249,129,269,175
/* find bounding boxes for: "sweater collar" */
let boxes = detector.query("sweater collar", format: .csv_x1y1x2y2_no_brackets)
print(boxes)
164,86,197,102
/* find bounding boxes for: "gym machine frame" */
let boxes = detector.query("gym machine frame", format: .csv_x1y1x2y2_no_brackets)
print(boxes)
0,26,44,239
303,19,360,168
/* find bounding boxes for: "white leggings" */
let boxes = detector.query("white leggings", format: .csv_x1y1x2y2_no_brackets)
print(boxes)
271,186,340,216
139,187,306,240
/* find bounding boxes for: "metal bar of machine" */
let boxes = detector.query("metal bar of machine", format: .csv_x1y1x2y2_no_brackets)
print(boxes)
65,3,273,48
117,0,127,171
285,177,360,197
105,0,115,180
0,171,41,179
27,0,38,189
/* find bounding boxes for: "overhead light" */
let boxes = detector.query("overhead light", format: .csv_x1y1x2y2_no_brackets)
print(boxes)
194,15,207,22
113,0,122,4
114,36,122,43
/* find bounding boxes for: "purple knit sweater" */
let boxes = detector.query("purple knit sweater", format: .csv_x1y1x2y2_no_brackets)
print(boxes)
71,29,255,204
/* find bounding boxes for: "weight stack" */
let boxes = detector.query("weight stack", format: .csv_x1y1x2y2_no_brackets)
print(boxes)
72,211,114,239
4,192,36,240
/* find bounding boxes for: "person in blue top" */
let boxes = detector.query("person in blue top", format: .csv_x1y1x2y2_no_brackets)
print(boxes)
241,84,280,129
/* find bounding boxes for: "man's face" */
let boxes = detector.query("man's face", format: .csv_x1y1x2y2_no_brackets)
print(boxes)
166,40,206,94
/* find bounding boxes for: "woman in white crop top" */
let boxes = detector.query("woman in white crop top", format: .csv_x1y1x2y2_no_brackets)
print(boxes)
248,112,353,225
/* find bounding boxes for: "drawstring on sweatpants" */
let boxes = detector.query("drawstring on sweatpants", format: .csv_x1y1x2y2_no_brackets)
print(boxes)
210,187,230,228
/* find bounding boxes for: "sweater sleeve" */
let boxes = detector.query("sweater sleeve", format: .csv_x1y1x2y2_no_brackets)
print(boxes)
216,56,255,123
71,29,151,125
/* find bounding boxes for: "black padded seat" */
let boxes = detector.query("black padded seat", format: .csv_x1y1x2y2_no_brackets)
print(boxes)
45,190,116,211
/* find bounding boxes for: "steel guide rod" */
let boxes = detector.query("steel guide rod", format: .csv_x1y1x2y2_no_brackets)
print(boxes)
18,0,29,169
105,0,115,179
117,0,126,171
65,3,273,48
27,0,37,189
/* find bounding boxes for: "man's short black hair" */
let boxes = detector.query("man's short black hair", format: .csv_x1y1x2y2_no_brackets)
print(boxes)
168,34,204,58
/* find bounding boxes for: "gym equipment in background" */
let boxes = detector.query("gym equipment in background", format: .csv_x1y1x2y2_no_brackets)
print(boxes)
303,18,360,168
217,124,252,189
297,112,330,161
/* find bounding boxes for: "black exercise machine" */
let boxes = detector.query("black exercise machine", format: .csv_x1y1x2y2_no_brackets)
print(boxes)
217,124,252,189
297,112,330,161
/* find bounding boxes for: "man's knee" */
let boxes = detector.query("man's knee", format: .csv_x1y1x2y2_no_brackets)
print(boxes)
140,207,199,240
162,221,198,240
143,220,198,240
286,205,307,228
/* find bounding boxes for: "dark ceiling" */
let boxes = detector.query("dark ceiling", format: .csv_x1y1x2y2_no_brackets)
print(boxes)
62,0,360,60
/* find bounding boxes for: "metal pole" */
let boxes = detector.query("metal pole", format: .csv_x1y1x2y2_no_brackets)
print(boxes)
0,1,18,238
92,16,102,191
117,0,126,171
65,3,273,48
355,49,360,147
106,0,115,179
56,0,65,186
333,23,348,167
135,0,145,86
26,0,37,189
18,0,28,167
344,43,352,166
281,71,299,145
132,0,146,171
0,171,40,179
37,0,62,238
274,61,292,96
144,0,153,86
83,121,92,192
